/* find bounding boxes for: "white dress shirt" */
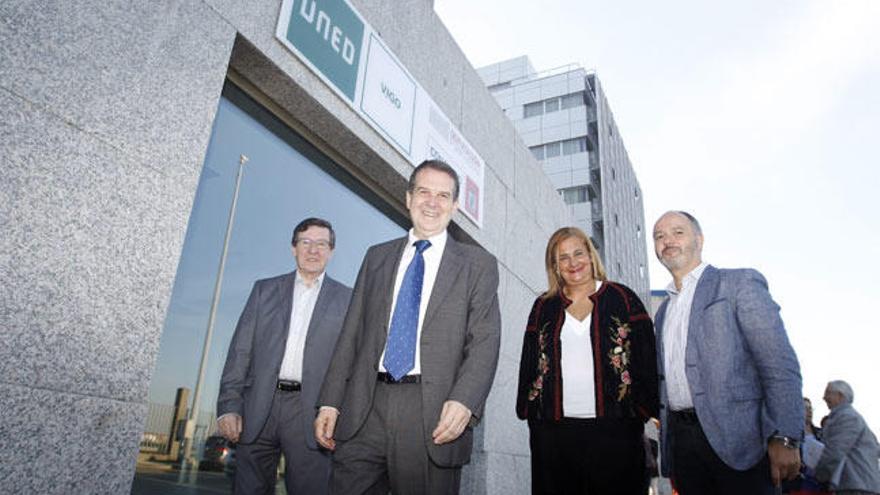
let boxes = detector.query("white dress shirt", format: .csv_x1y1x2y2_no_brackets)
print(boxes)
378,229,447,375
278,271,324,381
560,281,601,418
662,262,708,411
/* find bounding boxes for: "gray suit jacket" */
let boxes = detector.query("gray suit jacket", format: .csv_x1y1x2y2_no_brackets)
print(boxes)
217,271,352,447
815,403,880,492
318,234,501,467
655,265,803,475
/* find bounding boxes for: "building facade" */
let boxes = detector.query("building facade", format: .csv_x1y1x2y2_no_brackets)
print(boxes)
478,57,651,303
0,1,568,493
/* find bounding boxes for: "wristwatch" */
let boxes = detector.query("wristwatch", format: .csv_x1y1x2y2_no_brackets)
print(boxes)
770,435,800,449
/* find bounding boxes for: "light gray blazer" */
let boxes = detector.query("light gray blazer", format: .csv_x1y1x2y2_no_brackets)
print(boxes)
655,265,803,475
815,403,880,492
217,271,352,447
318,234,501,467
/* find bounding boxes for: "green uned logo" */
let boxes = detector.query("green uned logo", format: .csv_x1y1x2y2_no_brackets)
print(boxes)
285,0,365,101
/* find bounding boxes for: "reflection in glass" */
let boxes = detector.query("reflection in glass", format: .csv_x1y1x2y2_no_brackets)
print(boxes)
132,83,406,494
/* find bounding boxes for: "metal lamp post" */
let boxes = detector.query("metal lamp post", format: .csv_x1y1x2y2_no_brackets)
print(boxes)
180,154,249,470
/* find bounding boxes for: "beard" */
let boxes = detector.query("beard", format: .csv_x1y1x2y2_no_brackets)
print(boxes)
659,254,684,271
658,243,698,272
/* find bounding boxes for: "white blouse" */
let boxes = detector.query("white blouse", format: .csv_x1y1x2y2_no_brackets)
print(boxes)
560,285,600,418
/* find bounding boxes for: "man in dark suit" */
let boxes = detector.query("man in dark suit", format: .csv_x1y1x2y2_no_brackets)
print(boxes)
652,210,803,495
314,160,501,494
217,217,352,494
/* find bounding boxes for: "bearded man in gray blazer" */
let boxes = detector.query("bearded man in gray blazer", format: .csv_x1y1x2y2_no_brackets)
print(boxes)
314,160,501,495
217,217,352,495
652,211,803,495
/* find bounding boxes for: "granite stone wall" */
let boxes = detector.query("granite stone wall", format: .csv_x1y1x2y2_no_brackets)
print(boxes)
0,0,568,492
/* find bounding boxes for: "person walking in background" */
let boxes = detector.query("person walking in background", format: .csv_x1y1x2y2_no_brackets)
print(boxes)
652,210,803,495
785,397,830,494
806,397,824,441
216,218,352,495
814,380,880,495
516,227,659,494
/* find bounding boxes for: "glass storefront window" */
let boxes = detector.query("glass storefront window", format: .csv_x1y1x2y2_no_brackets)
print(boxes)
132,82,406,494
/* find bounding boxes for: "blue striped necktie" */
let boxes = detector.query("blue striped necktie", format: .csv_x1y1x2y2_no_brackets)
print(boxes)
383,240,431,380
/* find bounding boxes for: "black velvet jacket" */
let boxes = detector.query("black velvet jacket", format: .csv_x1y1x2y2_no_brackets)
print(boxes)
516,281,659,423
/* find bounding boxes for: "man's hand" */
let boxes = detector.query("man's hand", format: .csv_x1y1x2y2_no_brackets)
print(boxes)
314,407,339,450
768,439,801,486
218,414,242,443
432,400,472,445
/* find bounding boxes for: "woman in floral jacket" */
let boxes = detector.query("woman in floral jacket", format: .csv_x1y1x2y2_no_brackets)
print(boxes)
516,227,659,494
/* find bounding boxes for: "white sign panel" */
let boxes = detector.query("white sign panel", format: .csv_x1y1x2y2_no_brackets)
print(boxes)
359,34,417,154
412,97,485,223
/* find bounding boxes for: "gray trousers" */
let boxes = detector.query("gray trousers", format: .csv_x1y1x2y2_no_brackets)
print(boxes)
330,381,461,495
234,389,331,495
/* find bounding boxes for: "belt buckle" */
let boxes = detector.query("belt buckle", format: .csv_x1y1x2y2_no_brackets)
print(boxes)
277,380,301,391
377,372,420,384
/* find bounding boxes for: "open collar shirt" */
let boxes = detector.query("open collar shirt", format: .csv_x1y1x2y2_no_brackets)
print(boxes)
662,261,708,411
278,271,324,381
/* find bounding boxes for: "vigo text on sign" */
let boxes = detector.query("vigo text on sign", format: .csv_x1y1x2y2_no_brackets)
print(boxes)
360,34,417,154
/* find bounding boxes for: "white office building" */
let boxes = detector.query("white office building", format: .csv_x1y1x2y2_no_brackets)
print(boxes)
478,57,651,303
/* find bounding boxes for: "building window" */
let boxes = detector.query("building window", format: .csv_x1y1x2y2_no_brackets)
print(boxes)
637,225,642,238
639,264,645,278
561,92,583,109
529,145,544,160
562,136,587,155
634,187,640,199
612,167,617,180
614,213,619,226
135,83,408,491
524,101,543,118
608,123,614,137
532,136,588,160
524,92,585,119
616,262,622,274
560,186,588,205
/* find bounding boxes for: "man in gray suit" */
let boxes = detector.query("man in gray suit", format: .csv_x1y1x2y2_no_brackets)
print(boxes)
217,217,352,495
652,210,803,494
314,160,501,494
815,380,880,494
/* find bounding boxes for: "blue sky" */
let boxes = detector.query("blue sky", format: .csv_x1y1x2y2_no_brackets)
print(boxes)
436,0,880,429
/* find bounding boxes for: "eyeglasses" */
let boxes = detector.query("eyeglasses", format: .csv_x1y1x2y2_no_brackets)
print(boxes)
296,238,332,251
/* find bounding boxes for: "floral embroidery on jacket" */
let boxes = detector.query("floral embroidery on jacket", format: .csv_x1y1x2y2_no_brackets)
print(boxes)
608,316,632,401
528,322,551,401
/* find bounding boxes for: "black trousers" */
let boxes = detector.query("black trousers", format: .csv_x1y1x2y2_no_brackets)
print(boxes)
529,417,646,495
669,410,774,495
